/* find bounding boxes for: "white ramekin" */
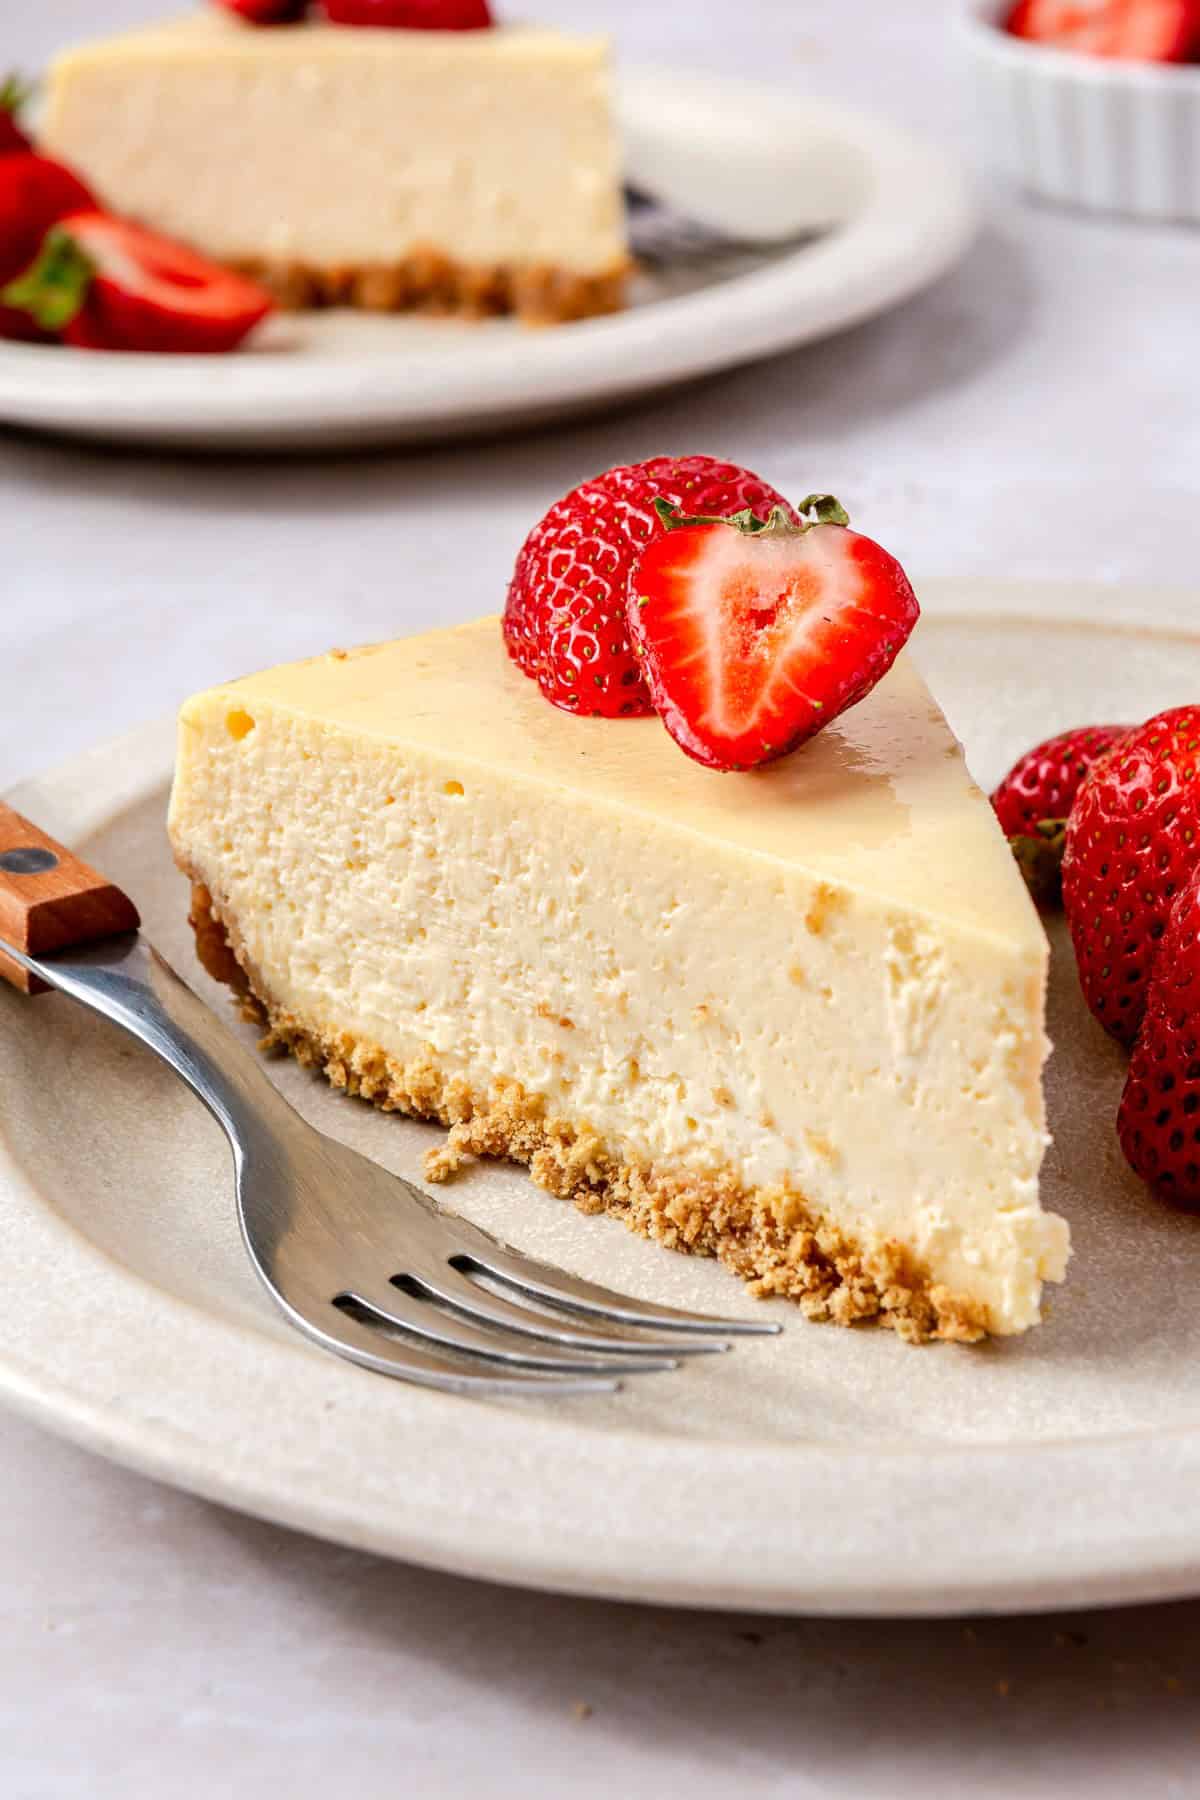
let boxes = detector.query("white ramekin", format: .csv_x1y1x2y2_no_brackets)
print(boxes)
958,0,1200,221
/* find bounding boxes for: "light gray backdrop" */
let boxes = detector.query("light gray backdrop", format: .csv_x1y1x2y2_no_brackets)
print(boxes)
3,3,1199,1796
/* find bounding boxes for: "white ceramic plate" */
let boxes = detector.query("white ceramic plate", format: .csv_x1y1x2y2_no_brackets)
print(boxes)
0,74,973,450
5,581,1200,1619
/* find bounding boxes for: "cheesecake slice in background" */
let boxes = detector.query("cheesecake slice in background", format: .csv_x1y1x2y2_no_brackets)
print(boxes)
41,13,629,323
168,619,1069,1342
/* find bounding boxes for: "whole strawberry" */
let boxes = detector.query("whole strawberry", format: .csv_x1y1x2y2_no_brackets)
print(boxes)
0,152,95,342
504,455,797,718
0,77,33,156
1062,706,1200,1045
992,723,1130,903
1118,862,1200,1208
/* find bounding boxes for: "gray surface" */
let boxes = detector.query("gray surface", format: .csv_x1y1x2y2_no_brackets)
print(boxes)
6,1409,1199,1800
4,0,1200,1794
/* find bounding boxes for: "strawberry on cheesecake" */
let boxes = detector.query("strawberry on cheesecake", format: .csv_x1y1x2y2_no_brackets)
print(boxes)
168,459,1070,1341
40,3,630,324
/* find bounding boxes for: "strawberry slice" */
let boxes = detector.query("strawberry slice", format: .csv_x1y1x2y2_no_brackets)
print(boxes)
627,499,920,772
2,212,274,353
1005,0,1200,61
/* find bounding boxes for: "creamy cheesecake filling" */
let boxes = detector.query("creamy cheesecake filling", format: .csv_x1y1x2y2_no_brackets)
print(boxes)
43,15,629,321
168,637,1069,1339
186,879,994,1344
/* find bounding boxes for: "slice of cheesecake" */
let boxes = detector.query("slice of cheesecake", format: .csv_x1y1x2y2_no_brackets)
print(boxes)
41,14,629,324
167,618,1069,1341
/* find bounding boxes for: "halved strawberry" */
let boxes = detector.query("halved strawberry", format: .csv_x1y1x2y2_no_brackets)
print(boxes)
627,499,920,771
2,212,274,353
1006,0,1200,61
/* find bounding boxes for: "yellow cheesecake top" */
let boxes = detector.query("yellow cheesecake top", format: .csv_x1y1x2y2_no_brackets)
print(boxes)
179,616,1043,948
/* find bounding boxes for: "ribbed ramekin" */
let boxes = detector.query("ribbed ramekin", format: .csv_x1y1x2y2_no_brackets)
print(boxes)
959,0,1200,222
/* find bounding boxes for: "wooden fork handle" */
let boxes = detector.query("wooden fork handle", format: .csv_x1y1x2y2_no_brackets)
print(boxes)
0,802,140,994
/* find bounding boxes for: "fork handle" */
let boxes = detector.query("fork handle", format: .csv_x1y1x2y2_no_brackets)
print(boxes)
2,908,298,1156
0,803,304,1151
0,802,140,994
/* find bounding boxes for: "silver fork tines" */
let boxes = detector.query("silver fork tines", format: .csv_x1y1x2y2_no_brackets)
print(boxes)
4,930,780,1396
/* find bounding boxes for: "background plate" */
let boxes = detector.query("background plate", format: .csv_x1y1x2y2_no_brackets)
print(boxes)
2,583,1199,1618
0,76,973,450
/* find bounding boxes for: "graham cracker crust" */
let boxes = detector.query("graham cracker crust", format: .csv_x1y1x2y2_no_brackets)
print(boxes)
187,880,988,1345
229,247,629,325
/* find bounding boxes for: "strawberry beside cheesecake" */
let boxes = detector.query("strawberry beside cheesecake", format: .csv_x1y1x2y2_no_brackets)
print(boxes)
168,459,1070,1341
40,6,630,324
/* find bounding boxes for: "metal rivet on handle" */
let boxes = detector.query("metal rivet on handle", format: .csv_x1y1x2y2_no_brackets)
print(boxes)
0,847,59,875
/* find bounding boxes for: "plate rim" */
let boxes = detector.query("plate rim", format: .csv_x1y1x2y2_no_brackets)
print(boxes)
0,77,975,446
6,581,1200,1618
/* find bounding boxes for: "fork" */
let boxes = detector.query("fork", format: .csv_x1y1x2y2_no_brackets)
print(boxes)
623,185,816,269
0,803,778,1396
